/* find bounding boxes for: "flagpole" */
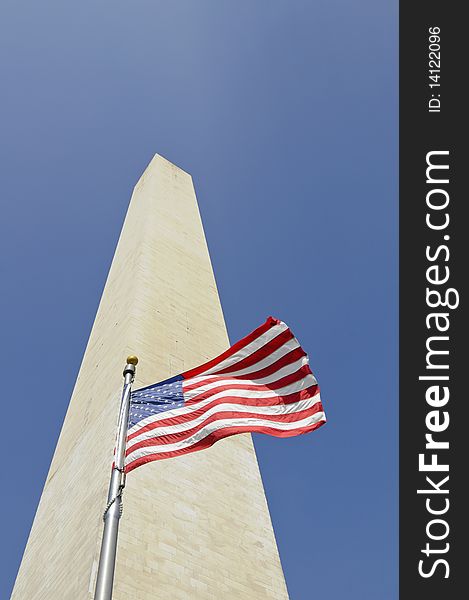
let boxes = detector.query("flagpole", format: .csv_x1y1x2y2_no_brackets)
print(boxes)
94,355,138,600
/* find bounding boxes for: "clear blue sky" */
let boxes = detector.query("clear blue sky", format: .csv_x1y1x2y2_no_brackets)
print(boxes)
0,1,397,597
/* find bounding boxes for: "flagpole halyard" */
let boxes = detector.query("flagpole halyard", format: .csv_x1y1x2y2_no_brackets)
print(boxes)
94,356,138,600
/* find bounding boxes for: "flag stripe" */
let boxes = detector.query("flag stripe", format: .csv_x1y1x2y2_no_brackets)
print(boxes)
189,323,290,379
126,411,326,469
183,316,283,378
227,346,307,381
126,418,326,472
127,374,317,439
127,404,324,455
184,367,315,404
184,354,312,391
186,372,317,401
128,385,319,442
127,396,323,450
211,337,302,379
212,328,294,376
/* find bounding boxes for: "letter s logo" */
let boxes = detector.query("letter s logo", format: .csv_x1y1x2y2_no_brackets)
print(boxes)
418,559,450,578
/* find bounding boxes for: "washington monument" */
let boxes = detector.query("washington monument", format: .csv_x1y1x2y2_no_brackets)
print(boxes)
11,155,289,599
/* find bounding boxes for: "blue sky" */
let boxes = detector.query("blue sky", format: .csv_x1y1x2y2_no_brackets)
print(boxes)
0,1,397,597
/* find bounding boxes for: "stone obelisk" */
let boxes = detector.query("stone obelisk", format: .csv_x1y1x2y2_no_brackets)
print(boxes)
11,155,289,600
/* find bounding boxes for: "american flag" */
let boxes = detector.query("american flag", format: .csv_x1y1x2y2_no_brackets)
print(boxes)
125,317,325,472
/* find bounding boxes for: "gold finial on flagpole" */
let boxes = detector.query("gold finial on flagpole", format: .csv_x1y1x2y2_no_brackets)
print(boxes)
126,355,139,365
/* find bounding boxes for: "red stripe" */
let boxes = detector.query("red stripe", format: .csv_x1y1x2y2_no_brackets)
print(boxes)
225,346,307,382
183,346,307,393
213,328,294,376
183,316,280,379
125,419,326,473
127,385,320,441
184,365,313,403
127,402,325,455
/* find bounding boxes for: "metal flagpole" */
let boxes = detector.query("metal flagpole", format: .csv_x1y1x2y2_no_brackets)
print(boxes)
94,355,138,600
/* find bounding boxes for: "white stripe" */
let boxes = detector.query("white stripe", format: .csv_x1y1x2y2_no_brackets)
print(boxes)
186,356,315,396
127,373,316,436
126,411,326,465
218,337,301,378
197,322,289,377
127,395,322,449
185,373,316,402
